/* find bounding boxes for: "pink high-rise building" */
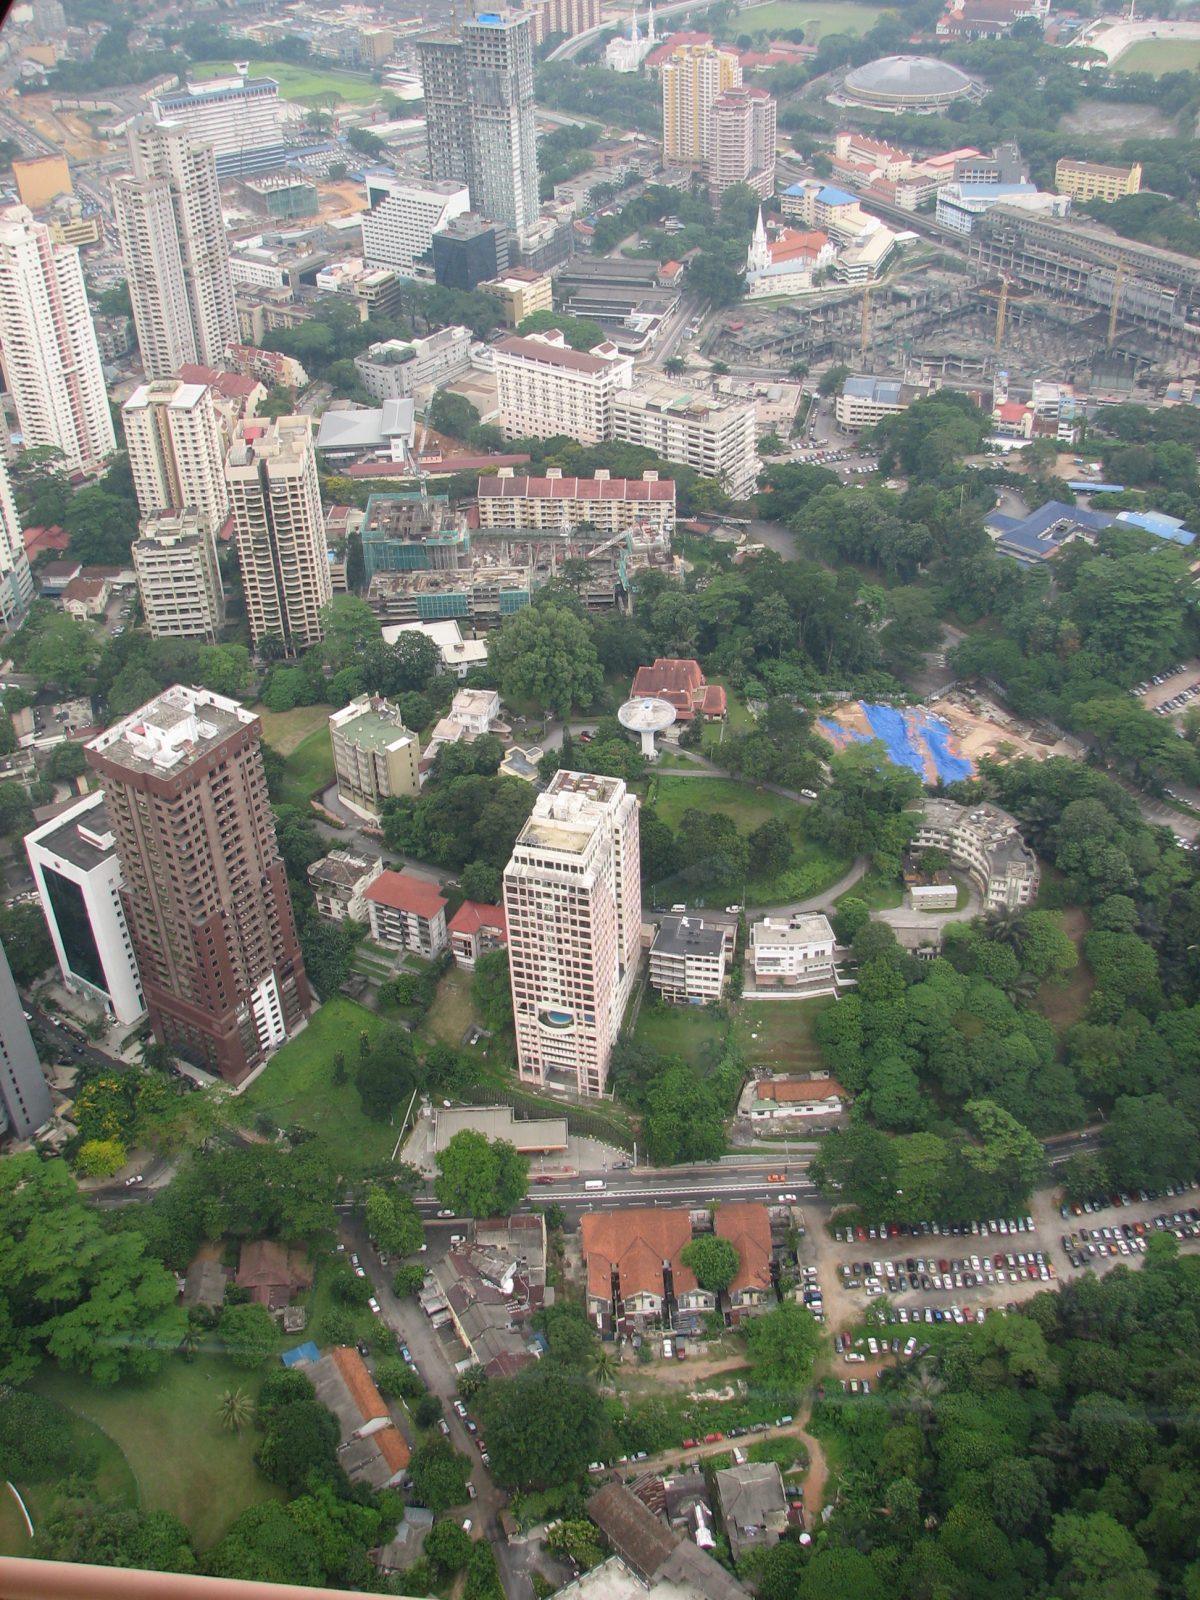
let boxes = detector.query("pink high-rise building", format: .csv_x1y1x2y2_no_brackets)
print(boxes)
709,86,776,201
504,770,641,1097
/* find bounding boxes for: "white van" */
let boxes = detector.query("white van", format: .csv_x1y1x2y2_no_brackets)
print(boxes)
584,1179,606,1192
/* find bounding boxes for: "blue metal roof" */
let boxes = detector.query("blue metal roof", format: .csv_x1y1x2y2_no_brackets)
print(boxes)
1116,509,1196,547
816,186,857,207
844,375,902,403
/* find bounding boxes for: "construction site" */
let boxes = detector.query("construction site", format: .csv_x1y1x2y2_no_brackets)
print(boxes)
710,199,1200,398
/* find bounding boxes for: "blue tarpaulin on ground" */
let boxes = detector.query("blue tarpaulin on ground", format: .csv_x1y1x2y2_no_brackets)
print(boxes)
281,1341,319,1368
819,702,974,785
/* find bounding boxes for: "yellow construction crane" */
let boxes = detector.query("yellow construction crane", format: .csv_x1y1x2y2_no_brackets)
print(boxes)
1108,260,1127,348
860,282,871,360
994,275,1008,352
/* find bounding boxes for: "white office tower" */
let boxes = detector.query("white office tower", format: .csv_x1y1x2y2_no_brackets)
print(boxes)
504,771,641,1097
361,175,472,276
417,13,539,245
0,205,115,473
123,378,230,536
225,415,331,655
25,792,146,1027
0,456,33,632
133,509,225,642
114,119,237,379
152,77,285,179
0,938,51,1139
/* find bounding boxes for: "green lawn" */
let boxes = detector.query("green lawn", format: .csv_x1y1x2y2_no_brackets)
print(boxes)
738,996,835,1074
837,871,902,911
645,776,850,906
1113,38,1200,74
252,702,331,756
0,1391,136,1556
423,966,481,1050
30,1358,281,1551
730,0,885,36
634,1003,730,1068
278,724,336,809
239,998,400,1174
190,59,380,104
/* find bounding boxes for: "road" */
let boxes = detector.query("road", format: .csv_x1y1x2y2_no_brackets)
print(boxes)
546,0,727,59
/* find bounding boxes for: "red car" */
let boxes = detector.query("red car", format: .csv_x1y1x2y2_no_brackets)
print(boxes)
682,1438,699,1448
532,1175,556,1185
704,1432,724,1444
767,1173,785,1183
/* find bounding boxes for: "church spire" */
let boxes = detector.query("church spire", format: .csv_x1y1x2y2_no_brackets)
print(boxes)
746,206,770,275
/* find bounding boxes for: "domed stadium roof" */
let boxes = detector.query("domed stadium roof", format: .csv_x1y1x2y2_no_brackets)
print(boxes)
843,54,974,100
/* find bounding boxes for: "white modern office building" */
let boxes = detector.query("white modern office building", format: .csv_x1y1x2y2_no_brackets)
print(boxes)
123,378,230,536
152,76,285,177
26,791,147,1026
361,174,471,277
494,331,634,443
114,118,237,378
0,204,115,472
504,770,641,1096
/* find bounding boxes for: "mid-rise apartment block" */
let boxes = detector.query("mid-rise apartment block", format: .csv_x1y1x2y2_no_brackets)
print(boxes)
85,686,311,1082
480,266,553,325
25,791,146,1026
153,77,285,178
132,509,225,641
494,330,634,442
113,118,238,379
0,204,115,472
476,467,675,536
353,326,472,402
748,913,837,993
307,849,383,922
1054,157,1141,204
611,380,758,499
661,41,740,164
649,914,726,1003
360,174,471,276
0,938,51,1139
225,415,331,654
709,85,776,200
329,695,421,819
504,770,641,1096
519,0,602,45
365,871,449,957
123,378,230,536
0,457,33,632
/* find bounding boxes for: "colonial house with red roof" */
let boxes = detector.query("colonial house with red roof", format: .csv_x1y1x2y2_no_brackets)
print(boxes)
365,870,448,957
448,901,508,970
630,659,726,721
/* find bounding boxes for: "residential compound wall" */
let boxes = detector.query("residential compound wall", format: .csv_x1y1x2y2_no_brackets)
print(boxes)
504,770,640,1096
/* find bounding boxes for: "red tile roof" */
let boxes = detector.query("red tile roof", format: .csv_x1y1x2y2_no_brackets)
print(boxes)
582,1207,697,1302
346,453,531,478
449,900,507,938
495,335,622,375
757,1076,848,1103
22,523,68,559
477,474,675,503
630,659,726,721
177,362,262,400
714,1203,772,1297
366,870,448,919
331,1344,390,1424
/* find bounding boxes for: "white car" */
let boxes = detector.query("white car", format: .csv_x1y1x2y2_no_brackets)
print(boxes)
437,1209,456,1218
368,1296,381,1315
462,1519,473,1534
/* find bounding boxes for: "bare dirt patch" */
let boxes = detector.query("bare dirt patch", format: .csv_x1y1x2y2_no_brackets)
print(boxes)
1058,100,1177,141
928,689,1077,766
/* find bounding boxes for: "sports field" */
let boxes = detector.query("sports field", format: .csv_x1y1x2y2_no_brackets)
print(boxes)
1112,38,1200,73
190,59,379,105
731,0,885,37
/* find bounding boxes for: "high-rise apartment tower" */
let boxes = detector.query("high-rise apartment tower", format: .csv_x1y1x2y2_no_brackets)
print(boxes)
0,457,33,632
225,415,331,655
417,12,539,245
0,205,115,472
86,686,311,1083
503,770,640,1096
0,938,51,1139
122,377,230,536
114,118,237,379
132,509,225,642
661,42,741,164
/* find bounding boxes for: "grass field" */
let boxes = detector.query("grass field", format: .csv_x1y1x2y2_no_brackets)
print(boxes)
645,776,850,906
190,59,380,104
424,966,480,1050
279,725,336,809
252,702,330,756
837,871,902,911
31,1358,280,1551
739,996,835,1074
634,1003,730,1068
731,0,885,36
239,997,400,1174
1112,38,1200,74
0,1393,136,1556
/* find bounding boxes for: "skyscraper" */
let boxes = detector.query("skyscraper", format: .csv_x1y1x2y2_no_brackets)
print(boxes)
0,938,51,1140
152,77,285,179
661,42,741,164
417,12,539,245
225,415,331,655
85,686,311,1083
0,204,115,473
114,118,237,379
0,456,33,632
503,770,641,1097
122,377,230,536
709,86,776,200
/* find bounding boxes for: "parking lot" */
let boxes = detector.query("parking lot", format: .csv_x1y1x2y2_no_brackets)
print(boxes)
1133,660,1200,722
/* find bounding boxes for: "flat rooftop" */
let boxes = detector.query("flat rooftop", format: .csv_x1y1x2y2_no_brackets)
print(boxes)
333,704,414,753
27,792,115,872
87,686,255,776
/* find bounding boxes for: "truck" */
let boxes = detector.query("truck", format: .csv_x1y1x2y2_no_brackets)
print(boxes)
584,1179,606,1191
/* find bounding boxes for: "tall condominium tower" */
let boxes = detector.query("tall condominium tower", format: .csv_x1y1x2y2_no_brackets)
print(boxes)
86,686,311,1083
114,119,237,379
709,86,777,200
225,415,330,655
0,938,51,1139
503,770,640,1097
0,205,115,473
123,377,230,536
0,456,33,632
132,509,225,642
417,12,538,244
661,42,741,164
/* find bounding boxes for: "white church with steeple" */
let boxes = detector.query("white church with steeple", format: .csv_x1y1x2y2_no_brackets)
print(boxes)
605,4,657,72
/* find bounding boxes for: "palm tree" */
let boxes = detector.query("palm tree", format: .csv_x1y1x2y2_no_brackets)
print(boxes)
591,1345,617,1385
987,907,1026,954
217,1388,253,1433
179,1328,201,1364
